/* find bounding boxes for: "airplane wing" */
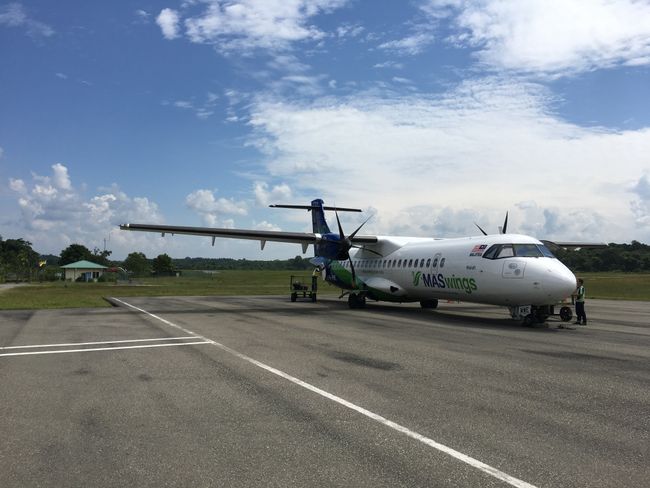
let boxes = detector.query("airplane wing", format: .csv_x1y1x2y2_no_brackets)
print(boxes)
119,223,378,251
541,240,608,250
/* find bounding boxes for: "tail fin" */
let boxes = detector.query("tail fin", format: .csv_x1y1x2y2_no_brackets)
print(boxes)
310,199,330,234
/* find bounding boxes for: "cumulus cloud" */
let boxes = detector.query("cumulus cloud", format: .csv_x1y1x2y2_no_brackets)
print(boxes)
247,77,650,242
156,8,180,40
161,0,348,52
185,189,247,226
424,0,650,76
5,164,166,257
253,181,292,206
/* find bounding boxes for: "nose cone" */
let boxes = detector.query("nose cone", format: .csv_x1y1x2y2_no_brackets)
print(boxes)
544,260,577,302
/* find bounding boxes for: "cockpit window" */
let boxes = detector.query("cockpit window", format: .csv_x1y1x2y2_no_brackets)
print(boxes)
496,245,514,258
514,244,543,257
482,243,556,259
538,245,556,258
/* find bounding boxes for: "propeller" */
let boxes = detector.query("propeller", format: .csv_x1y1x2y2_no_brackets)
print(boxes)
475,223,488,236
475,212,508,236
334,211,379,288
500,212,508,234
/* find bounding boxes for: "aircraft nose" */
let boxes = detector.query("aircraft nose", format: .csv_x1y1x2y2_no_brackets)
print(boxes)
545,261,577,301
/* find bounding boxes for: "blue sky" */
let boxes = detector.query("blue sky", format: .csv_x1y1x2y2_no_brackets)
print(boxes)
1,0,650,260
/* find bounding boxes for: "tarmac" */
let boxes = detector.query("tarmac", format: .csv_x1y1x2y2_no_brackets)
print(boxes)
0,296,648,487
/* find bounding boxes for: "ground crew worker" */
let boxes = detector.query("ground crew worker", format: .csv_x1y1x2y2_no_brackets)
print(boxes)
311,267,319,293
574,278,587,325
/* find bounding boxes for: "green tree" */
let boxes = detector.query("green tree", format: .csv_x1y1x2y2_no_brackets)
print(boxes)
92,247,113,266
123,252,150,277
0,237,40,281
59,244,94,266
152,253,174,276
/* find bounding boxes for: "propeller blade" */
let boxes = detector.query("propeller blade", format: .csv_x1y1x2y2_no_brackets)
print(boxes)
348,257,357,289
348,215,372,240
475,222,488,236
335,209,346,239
502,212,508,234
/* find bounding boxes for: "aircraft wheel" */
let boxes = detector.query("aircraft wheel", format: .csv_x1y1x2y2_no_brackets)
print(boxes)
291,292,297,302
348,293,366,309
559,306,573,322
522,314,535,327
420,299,438,309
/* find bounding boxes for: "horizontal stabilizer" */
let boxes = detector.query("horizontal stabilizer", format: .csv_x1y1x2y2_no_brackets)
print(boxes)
270,204,362,212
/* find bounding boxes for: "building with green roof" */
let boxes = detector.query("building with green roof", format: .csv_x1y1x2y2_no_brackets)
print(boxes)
60,260,107,282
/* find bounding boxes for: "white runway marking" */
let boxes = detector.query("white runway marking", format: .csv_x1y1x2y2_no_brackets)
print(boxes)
0,336,197,350
112,298,538,488
0,341,212,357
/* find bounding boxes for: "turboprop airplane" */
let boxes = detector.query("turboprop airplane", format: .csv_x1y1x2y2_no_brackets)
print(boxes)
120,199,604,325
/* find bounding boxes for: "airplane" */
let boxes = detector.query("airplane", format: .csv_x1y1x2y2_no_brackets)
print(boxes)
120,199,605,325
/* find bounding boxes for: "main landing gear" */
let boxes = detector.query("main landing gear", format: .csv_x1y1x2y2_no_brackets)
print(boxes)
511,305,552,327
419,299,439,309
348,293,366,309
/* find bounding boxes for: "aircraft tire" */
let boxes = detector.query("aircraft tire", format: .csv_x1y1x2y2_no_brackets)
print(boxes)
420,299,439,309
522,314,535,327
348,293,366,309
559,306,573,322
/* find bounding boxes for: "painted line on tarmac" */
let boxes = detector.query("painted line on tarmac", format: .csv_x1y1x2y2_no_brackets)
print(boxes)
0,341,212,357
112,297,538,488
0,336,198,350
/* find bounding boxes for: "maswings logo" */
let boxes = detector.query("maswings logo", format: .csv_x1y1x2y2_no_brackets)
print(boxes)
412,271,478,294
413,271,422,286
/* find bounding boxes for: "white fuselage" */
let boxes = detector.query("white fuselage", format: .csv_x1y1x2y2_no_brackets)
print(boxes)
335,234,577,307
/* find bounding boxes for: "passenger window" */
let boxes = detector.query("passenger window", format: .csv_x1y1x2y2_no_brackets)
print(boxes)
440,258,445,268
426,258,431,267
408,259,413,267
432,258,438,267
397,259,402,267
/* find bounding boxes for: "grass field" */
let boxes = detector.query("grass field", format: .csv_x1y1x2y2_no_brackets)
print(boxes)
0,271,338,310
0,271,648,310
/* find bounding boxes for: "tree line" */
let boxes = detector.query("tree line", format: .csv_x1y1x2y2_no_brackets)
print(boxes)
2,236,650,282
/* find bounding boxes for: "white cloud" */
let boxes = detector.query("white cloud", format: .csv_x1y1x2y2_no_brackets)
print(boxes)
185,189,247,226
5,164,166,257
631,174,650,230
157,8,180,40
247,78,650,243
425,0,650,76
173,0,349,52
253,181,292,206
52,163,72,190
0,2,54,38
0,146,4,159
379,31,435,56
